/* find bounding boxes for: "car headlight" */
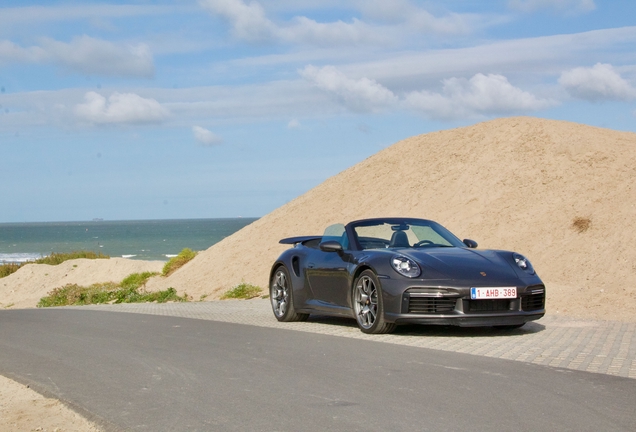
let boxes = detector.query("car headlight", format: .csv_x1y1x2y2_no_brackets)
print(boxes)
513,253,535,275
391,255,421,278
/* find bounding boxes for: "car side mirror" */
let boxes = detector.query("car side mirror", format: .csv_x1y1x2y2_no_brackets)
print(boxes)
319,240,343,253
463,239,478,248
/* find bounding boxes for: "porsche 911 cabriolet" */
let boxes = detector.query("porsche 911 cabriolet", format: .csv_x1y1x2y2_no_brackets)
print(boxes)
269,217,545,334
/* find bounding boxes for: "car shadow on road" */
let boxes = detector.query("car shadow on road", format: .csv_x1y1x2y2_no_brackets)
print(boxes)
306,315,546,337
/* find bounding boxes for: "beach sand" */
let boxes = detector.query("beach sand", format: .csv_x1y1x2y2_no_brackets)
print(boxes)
0,375,100,431
0,258,165,309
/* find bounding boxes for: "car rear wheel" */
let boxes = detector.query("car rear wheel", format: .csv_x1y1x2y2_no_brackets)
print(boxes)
353,270,396,334
270,266,309,322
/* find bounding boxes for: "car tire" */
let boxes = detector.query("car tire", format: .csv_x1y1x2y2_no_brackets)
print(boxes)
270,266,309,322
353,270,396,334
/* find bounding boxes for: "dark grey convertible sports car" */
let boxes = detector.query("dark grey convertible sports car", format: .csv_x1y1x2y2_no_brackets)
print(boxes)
269,217,545,334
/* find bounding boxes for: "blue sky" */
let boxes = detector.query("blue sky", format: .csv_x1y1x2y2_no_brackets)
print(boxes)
1,0,635,222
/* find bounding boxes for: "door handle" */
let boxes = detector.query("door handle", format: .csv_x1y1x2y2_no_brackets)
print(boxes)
307,262,315,268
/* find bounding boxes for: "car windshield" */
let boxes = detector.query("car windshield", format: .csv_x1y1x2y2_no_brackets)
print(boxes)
351,219,465,250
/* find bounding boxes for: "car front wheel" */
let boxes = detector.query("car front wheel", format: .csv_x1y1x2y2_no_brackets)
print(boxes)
270,266,309,322
353,270,396,334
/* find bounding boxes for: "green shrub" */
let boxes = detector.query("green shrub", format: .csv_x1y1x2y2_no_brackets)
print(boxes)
0,263,20,278
37,282,119,307
0,251,110,279
220,283,262,300
120,271,159,290
37,272,187,308
162,248,197,276
34,251,109,265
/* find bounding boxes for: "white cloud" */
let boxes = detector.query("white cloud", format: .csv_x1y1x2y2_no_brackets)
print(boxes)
0,40,46,64
200,0,388,45
299,66,552,118
287,119,301,129
0,36,154,78
404,73,555,119
193,126,223,145
508,0,595,14
280,17,378,45
559,63,636,101
300,65,397,112
357,0,475,35
199,0,276,43
0,5,182,26
75,92,169,124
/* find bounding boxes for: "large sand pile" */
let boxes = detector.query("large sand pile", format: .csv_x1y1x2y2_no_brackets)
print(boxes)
149,117,636,322
0,258,164,309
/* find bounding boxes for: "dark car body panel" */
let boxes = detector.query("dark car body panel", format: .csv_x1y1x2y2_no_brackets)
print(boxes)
271,218,545,327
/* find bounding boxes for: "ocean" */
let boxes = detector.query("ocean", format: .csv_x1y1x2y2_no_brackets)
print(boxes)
0,218,258,263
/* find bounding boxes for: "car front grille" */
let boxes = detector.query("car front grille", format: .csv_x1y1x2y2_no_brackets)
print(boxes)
408,297,457,314
467,299,511,312
521,291,545,311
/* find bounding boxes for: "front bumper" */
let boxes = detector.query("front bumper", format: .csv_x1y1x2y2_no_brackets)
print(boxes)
381,279,546,327
385,311,545,327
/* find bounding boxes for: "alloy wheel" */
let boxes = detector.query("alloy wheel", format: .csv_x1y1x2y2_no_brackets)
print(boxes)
354,275,378,329
271,270,289,318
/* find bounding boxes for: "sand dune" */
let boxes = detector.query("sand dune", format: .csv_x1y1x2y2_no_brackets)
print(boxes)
0,258,164,309
148,116,636,322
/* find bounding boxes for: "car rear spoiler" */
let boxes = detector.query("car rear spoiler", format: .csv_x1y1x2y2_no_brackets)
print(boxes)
279,236,322,245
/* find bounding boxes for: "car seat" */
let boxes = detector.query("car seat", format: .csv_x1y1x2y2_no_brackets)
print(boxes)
389,230,410,248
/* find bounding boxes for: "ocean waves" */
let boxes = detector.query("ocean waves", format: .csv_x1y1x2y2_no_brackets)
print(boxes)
0,253,43,264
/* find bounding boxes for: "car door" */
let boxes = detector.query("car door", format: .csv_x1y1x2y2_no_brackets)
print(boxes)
305,224,352,312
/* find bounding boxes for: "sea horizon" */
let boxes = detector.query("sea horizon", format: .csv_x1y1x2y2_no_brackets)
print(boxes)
0,217,259,263
0,216,260,225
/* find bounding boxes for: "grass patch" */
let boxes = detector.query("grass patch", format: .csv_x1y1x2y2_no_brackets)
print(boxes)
0,251,109,279
572,216,591,233
0,263,20,278
162,248,197,276
33,251,109,265
37,272,189,307
220,283,263,300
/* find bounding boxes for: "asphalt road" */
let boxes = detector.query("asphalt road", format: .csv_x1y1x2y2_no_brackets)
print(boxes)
0,309,635,432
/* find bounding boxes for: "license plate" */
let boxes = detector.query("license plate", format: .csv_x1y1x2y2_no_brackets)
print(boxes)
470,287,517,299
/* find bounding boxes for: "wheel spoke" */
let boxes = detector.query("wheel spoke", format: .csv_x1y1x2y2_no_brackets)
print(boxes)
368,306,376,321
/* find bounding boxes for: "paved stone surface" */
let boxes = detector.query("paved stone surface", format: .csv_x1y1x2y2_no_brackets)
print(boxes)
76,300,636,379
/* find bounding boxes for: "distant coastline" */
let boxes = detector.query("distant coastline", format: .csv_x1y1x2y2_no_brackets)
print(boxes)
0,218,258,263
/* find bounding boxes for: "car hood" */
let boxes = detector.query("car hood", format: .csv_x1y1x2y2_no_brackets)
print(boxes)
402,247,519,284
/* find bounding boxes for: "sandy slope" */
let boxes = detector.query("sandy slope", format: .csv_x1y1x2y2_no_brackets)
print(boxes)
0,258,164,309
0,375,100,431
148,117,636,322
